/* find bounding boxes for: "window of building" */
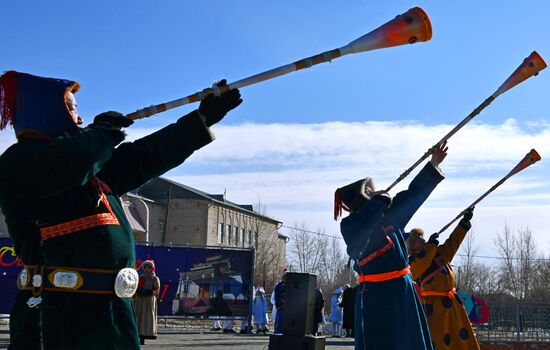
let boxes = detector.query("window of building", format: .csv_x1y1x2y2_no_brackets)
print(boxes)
226,224,231,245
218,223,223,244
241,228,245,247
234,226,239,246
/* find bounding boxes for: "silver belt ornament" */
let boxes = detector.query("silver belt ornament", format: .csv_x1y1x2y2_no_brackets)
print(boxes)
114,268,139,298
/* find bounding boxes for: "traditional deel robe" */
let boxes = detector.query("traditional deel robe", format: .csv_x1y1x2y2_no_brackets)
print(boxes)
134,262,161,340
409,221,480,350
328,290,343,324
313,288,325,333
340,162,444,350
273,280,285,333
340,286,356,334
252,294,268,326
0,109,214,349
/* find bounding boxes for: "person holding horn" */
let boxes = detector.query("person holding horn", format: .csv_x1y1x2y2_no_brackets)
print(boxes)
407,208,480,350
335,142,448,350
0,71,242,350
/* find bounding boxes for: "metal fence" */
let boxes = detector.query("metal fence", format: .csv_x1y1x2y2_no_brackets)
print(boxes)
475,301,550,342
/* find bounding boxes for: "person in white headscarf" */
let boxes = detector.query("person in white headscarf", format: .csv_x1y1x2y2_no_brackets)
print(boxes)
252,287,269,334
134,260,160,345
328,287,344,337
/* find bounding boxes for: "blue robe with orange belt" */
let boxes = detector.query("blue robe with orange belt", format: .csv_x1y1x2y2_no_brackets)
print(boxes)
340,162,444,350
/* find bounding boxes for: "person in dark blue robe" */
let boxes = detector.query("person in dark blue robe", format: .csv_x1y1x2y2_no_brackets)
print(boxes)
335,142,448,350
273,275,286,334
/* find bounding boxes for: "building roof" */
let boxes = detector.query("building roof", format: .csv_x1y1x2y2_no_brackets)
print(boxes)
144,177,282,225
125,192,158,203
121,203,147,233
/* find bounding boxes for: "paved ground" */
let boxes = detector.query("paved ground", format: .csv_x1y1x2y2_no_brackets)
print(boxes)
0,325,355,349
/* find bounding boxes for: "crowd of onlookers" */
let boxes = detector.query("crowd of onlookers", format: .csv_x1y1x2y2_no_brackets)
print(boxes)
209,283,358,337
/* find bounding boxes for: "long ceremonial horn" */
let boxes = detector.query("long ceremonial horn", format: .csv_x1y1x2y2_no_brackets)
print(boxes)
385,51,547,193
126,7,432,120
436,149,541,235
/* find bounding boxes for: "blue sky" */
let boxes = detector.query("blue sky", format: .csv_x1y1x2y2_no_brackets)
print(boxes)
1,1,550,260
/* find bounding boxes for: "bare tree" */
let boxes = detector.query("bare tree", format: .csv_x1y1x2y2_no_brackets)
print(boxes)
288,223,327,274
494,224,537,301
319,236,351,292
456,228,479,293
456,228,503,298
287,224,351,314
252,201,287,293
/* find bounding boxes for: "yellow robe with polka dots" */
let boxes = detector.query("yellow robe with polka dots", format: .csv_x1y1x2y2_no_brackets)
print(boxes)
409,222,480,350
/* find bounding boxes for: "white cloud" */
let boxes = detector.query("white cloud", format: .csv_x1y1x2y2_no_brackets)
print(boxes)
158,119,550,258
2,119,549,259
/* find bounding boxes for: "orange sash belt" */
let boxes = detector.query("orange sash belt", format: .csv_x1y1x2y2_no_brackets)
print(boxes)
420,287,456,298
358,266,410,283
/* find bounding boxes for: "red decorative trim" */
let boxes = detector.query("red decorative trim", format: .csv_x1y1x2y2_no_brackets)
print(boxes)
91,177,112,194
419,256,445,289
358,235,395,267
40,193,119,240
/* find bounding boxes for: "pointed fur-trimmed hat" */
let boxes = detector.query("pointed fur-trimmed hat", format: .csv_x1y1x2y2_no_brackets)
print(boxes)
0,70,80,140
334,177,375,220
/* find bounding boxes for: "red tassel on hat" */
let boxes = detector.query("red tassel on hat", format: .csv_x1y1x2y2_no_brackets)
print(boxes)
334,188,343,221
0,71,18,130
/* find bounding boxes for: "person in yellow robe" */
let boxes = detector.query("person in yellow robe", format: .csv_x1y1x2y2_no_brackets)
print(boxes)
407,207,480,350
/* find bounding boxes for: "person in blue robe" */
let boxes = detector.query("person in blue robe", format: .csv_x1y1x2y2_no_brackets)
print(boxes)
335,142,448,350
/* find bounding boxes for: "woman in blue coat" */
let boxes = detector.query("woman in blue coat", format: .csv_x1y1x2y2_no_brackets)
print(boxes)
335,142,448,350
328,287,344,337
252,288,269,334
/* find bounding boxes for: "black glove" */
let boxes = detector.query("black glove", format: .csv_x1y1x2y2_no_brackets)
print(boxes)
459,206,474,229
88,111,133,144
94,111,134,128
198,80,243,127
462,206,474,222
428,233,439,245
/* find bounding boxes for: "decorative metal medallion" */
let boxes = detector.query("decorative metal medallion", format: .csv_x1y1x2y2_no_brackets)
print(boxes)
18,268,29,288
53,271,79,289
27,296,42,308
32,274,42,288
114,268,139,298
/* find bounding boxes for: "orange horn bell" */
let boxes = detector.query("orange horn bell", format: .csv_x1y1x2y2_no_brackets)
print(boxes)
509,149,542,176
493,51,547,97
340,7,432,55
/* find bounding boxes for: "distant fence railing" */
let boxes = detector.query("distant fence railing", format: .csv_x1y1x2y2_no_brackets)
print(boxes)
475,301,550,342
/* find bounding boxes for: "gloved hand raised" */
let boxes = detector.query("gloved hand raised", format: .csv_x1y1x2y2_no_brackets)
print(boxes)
88,111,134,144
461,206,475,223
93,111,134,129
427,233,439,245
198,80,243,127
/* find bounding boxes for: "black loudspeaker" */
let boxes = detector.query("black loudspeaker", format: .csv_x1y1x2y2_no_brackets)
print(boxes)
269,334,325,350
282,272,317,336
